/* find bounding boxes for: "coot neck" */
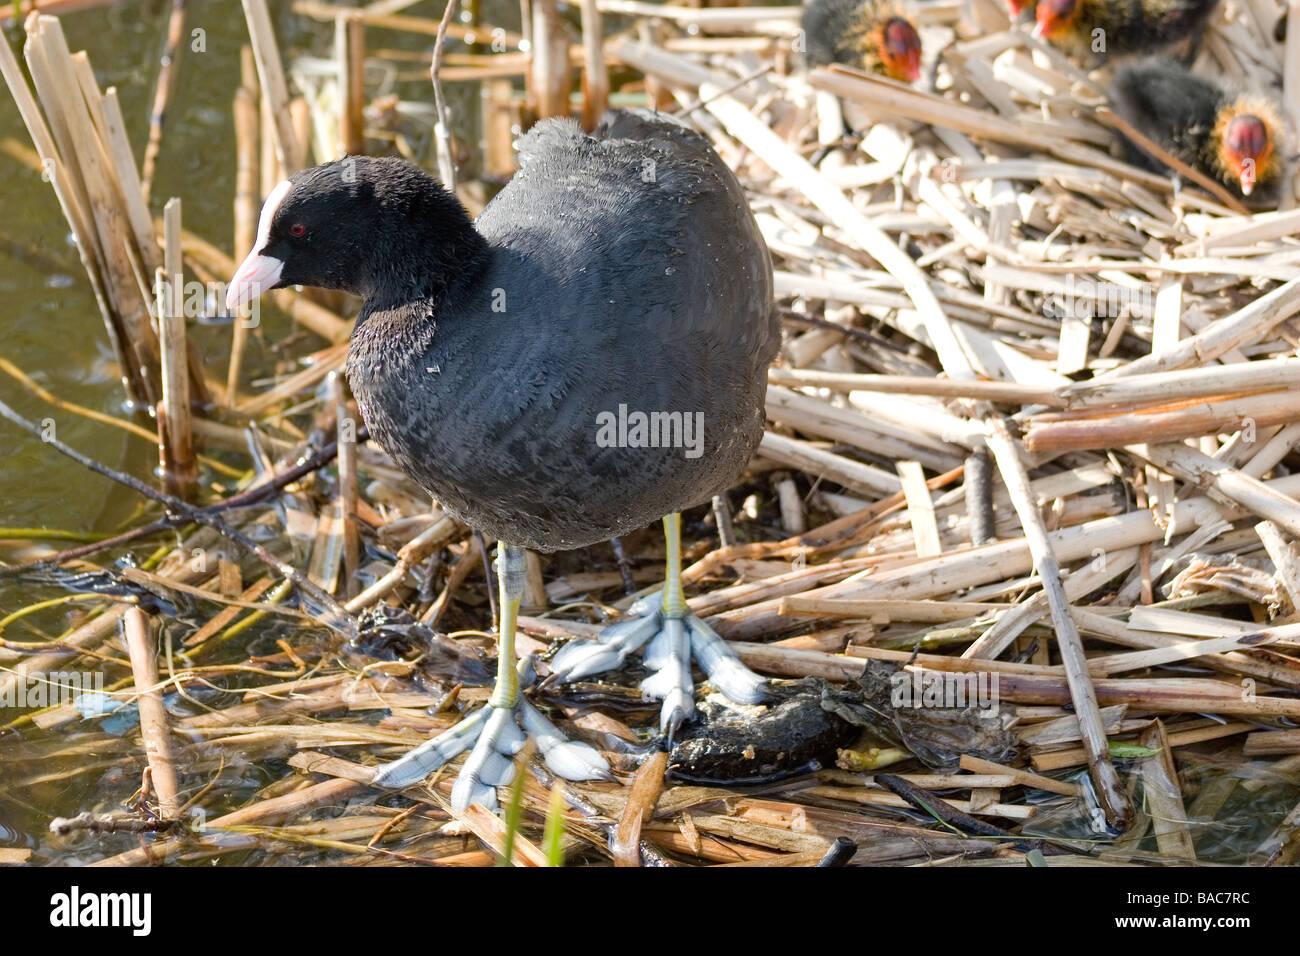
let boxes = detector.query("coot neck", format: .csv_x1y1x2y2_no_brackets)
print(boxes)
356,181,492,318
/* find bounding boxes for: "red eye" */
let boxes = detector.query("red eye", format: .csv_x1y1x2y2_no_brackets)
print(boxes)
288,223,306,238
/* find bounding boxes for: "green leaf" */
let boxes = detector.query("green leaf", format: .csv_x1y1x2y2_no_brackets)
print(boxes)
542,784,567,867
499,751,530,867
1109,742,1162,758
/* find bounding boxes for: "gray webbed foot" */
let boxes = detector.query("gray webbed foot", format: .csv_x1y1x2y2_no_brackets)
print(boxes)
549,592,768,737
372,659,612,812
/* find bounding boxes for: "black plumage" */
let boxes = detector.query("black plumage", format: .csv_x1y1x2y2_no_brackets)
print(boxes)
251,110,778,552
802,0,921,82
1035,0,1219,59
1109,59,1288,203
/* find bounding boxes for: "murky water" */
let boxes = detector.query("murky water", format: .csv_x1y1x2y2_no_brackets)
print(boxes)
0,0,508,864
2,2,1294,868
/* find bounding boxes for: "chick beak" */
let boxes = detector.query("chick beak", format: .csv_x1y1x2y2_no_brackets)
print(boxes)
903,51,921,83
1240,180,1255,197
1032,18,1048,38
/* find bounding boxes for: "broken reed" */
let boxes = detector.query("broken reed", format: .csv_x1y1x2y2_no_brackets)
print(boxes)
5,0,1300,867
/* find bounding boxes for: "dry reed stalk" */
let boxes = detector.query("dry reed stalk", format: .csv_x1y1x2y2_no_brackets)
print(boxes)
428,0,460,190
759,431,900,496
579,0,608,131
1132,442,1300,538
3,15,220,417
19,16,160,404
767,368,1061,405
958,756,1082,797
455,803,549,866
1074,608,1300,690
1138,721,1197,861
241,0,303,175
344,512,464,614
1243,730,1300,755
1031,722,1255,773
336,12,366,157
1255,521,1300,610
1025,391,1300,453
530,0,572,120
802,785,1035,820
613,751,668,867
157,199,197,499
140,0,187,201
597,1,800,31
227,54,260,402
333,372,361,598
122,608,181,820
293,0,524,46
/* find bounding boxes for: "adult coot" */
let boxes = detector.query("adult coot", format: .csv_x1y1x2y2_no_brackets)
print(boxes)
227,110,780,811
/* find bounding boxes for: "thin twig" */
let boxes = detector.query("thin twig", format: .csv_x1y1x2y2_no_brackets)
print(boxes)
0,395,356,636
430,0,460,190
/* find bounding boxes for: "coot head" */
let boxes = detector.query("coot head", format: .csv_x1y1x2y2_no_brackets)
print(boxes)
226,156,482,311
1033,0,1079,39
877,17,921,83
1219,113,1274,197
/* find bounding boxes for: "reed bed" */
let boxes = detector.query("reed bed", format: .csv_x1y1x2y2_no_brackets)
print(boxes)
2,0,1300,867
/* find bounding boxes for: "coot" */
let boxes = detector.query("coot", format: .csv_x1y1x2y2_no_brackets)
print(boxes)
1109,59,1289,203
1005,0,1035,20
1033,0,1219,59
802,0,922,83
227,109,780,810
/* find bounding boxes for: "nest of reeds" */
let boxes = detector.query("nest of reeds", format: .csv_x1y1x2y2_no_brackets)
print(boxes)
2,0,1300,867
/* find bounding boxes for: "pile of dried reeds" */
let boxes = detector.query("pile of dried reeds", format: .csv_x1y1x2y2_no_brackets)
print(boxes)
3,0,1300,867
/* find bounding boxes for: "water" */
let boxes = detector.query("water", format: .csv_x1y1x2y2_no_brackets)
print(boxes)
0,0,512,865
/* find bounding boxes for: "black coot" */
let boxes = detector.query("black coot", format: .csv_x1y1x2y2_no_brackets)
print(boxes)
1034,0,1219,59
1109,59,1288,203
228,109,780,810
802,0,922,83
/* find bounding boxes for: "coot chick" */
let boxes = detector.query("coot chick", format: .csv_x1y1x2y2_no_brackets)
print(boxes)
802,0,922,83
227,110,780,811
1006,0,1035,20
1033,0,1218,59
1109,59,1290,203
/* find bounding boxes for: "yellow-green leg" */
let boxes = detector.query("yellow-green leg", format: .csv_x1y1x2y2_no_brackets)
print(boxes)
550,512,769,737
661,512,687,620
488,543,525,709
373,541,611,810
